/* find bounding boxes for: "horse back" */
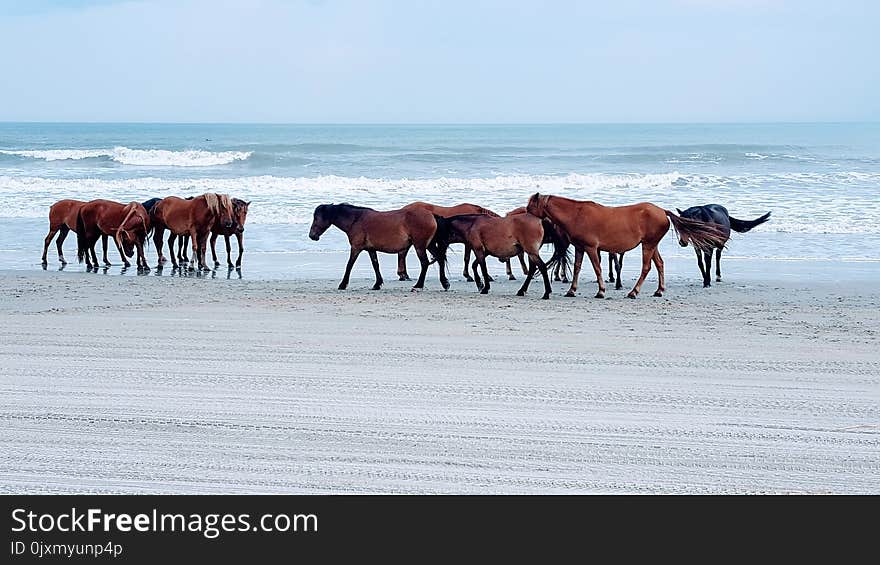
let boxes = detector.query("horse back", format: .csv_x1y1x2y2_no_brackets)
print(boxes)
50,199,86,229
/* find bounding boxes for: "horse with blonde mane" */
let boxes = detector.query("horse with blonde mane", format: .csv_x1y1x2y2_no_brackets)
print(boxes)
150,193,234,270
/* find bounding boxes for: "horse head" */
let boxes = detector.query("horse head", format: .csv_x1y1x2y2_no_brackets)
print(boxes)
232,199,250,234
116,202,149,257
309,204,334,241
526,193,549,219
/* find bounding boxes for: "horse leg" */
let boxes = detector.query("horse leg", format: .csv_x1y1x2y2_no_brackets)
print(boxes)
198,233,211,270
89,240,99,270
715,248,722,282
607,252,615,283
368,250,384,290
397,248,411,281
42,226,59,265
101,235,113,266
565,248,584,297
694,248,706,286
536,255,552,299
224,235,233,267
703,249,713,288
586,246,606,299
476,251,491,295
338,247,361,290
472,258,483,291
519,251,529,276
56,226,70,264
516,258,537,297
189,229,200,270
180,235,189,263
412,246,430,290
235,232,244,268
136,240,148,270
210,232,220,266
168,233,179,268
652,249,665,297
627,245,656,299
615,253,624,290
505,258,515,281
153,226,166,267
462,245,473,282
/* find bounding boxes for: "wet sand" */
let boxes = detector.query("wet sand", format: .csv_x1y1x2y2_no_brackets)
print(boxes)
0,266,878,493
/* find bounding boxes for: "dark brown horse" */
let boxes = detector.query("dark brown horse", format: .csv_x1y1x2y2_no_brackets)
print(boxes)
432,213,570,299
76,200,151,270
677,204,770,287
150,193,234,270
42,199,110,266
527,193,728,299
309,203,449,291
210,198,250,268
400,201,517,281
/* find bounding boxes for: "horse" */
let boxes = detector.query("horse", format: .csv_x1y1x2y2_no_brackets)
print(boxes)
526,193,728,299
432,213,570,299
308,203,449,291
506,206,583,283
42,199,109,266
150,193,234,270
676,204,771,287
75,200,151,270
400,202,519,281
209,198,250,268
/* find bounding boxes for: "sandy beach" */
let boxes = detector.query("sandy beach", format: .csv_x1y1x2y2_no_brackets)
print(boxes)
1,260,877,494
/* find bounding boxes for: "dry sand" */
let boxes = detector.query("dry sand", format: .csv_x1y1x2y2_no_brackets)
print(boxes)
0,267,878,493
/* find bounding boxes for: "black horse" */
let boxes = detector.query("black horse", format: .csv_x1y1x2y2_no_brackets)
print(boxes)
676,204,771,287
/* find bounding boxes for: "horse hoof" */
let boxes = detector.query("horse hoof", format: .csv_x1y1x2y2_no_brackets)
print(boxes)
564,290,576,298
595,292,604,299
442,282,450,291
516,290,525,297
615,285,622,290
509,275,516,281
627,292,637,299
541,294,550,300
480,289,489,295
716,277,722,282
703,283,711,288
398,275,411,281
371,284,382,291
653,291,663,297
338,285,347,290
487,276,495,283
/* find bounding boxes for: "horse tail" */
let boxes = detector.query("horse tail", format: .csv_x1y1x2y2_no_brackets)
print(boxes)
665,210,729,252
542,220,571,278
729,211,771,233
76,207,87,263
427,214,450,278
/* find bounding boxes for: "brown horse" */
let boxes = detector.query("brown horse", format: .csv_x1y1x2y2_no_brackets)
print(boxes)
432,213,570,299
42,199,112,266
210,198,250,268
309,203,449,291
400,202,519,281
527,193,728,299
76,199,151,270
151,193,234,270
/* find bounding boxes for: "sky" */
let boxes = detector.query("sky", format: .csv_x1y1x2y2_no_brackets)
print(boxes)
0,0,877,123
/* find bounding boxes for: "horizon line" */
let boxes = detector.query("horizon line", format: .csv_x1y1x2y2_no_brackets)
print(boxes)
1,120,877,126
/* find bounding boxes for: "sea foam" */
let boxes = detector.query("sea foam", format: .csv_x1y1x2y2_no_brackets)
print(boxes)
0,147,252,167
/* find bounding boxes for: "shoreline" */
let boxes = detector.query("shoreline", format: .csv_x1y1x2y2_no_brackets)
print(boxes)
1,270,877,493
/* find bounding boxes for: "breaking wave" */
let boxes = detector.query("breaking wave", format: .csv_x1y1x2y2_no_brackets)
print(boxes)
0,147,252,167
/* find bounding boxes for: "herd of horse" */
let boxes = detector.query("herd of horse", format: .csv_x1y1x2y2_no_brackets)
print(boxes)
42,192,770,299
42,194,250,272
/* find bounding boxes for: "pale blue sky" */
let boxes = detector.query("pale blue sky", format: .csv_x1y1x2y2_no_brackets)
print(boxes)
0,0,877,123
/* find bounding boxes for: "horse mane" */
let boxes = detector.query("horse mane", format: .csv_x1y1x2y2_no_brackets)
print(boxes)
204,193,233,217
335,203,374,212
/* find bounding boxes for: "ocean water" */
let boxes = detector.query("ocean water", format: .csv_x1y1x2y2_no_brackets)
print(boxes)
1,122,879,278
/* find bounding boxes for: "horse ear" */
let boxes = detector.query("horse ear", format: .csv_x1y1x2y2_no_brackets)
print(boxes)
246,201,251,207
676,208,683,215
